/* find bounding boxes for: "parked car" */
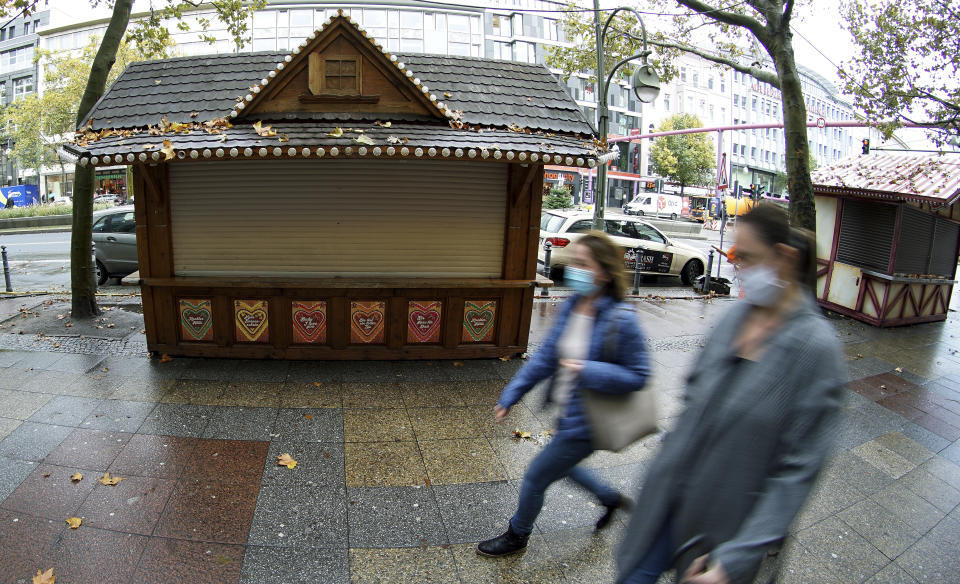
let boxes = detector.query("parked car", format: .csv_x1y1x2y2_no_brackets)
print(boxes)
92,206,137,285
94,194,122,206
539,210,707,285
623,193,683,219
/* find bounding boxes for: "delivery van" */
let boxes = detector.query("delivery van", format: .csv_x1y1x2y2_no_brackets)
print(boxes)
624,193,683,219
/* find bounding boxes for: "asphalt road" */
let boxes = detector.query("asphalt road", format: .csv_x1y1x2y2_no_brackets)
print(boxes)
0,231,126,293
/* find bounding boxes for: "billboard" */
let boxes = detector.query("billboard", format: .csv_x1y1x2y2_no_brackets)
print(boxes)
0,185,40,208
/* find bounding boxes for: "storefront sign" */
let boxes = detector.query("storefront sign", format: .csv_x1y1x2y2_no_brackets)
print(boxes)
624,249,673,273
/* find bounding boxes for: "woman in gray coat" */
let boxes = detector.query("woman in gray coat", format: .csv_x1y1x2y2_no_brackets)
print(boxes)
617,204,845,584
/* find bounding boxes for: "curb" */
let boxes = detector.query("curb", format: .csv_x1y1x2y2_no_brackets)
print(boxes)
0,227,72,235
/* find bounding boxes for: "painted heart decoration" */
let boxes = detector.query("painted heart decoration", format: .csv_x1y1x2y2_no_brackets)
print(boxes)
464,308,495,341
181,306,212,340
409,308,441,342
293,308,326,341
237,308,268,340
352,310,384,337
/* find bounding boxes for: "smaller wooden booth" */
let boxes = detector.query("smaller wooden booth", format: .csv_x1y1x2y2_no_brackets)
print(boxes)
65,13,598,359
813,153,960,327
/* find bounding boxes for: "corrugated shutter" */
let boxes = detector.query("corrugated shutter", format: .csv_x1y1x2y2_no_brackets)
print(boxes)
895,206,934,275
169,160,506,277
836,199,896,273
930,218,960,277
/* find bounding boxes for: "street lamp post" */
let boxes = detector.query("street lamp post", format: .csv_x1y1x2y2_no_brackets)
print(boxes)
592,2,661,230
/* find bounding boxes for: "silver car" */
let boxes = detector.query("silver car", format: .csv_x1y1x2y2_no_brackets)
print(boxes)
92,205,137,285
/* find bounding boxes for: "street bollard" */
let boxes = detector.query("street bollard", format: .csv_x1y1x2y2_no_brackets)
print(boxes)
632,247,642,295
703,250,714,294
92,243,97,289
1,246,11,292
543,240,552,277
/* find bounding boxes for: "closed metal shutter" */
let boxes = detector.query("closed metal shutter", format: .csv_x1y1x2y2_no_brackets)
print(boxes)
169,160,507,277
895,206,934,275
836,199,896,273
930,218,960,277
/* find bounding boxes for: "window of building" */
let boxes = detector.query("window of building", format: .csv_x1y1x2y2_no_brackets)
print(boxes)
493,41,511,60
692,72,699,87
720,75,725,93
544,18,558,41
13,76,33,99
513,41,535,63
663,92,670,111
752,96,758,111
680,66,686,82
709,104,714,120
322,58,358,92
687,95,693,112
721,106,726,120
491,14,511,36
764,151,770,162
0,28,5,41
733,117,739,125
750,147,757,159
699,99,706,116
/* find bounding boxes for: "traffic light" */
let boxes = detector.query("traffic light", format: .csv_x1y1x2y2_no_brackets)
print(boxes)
742,183,755,196
757,183,766,197
862,138,870,155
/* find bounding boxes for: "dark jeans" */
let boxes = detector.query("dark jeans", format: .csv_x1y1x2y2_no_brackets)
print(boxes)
509,431,620,536
621,517,674,584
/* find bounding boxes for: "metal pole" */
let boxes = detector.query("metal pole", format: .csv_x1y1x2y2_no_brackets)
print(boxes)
703,250,714,294
592,0,607,231
632,246,642,295
717,227,725,279
1,245,11,292
543,240,552,277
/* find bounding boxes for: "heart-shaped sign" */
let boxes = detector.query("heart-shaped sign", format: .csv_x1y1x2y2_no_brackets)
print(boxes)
292,301,326,344
462,300,496,342
235,300,269,342
350,301,385,344
408,301,442,343
179,299,213,341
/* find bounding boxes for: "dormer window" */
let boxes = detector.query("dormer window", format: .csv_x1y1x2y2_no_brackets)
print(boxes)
309,54,361,96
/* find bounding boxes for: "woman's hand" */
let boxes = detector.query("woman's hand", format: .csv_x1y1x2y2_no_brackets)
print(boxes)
559,359,585,374
680,555,730,584
493,405,510,423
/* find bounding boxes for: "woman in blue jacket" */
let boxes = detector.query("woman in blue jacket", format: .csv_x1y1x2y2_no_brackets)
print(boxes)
478,231,650,557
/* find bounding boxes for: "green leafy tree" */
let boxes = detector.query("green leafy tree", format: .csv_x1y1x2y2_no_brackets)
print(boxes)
0,0,265,318
841,0,958,143
648,114,715,196
543,186,574,209
547,1,817,232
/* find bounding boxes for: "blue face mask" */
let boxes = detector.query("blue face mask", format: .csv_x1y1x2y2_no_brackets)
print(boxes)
564,266,602,296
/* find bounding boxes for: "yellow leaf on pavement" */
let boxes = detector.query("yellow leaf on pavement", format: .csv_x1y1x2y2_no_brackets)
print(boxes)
32,568,55,584
161,139,175,160
276,453,297,469
70,473,83,483
158,353,173,364
452,361,463,367
327,126,344,137
512,429,532,440
65,517,82,529
312,381,323,387
98,472,124,486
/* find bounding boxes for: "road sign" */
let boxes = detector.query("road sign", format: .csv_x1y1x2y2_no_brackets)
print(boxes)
816,117,826,129
629,128,642,136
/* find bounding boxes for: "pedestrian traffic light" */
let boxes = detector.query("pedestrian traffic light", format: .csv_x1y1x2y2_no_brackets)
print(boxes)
861,138,870,155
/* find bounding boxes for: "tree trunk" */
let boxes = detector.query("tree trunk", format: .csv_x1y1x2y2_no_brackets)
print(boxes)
769,35,814,232
69,0,133,319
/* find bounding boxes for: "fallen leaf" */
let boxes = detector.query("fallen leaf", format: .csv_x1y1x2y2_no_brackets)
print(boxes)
453,361,463,367
424,476,432,486
190,111,199,118
216,556,232,566
161,139,175,160
512,429,532,440
895,367,903,373
158,353,173,364
98,472,124,486
70,473,83,482
154,79,162,85
32,568,55,584
304,414,314,420
499,356,511,362
65,323,73,328
387,135,403,144
374,121,392,128
444,92,452,98
43,473,51,478
312,381,323,387
276,453,297,469
56,314,65,320
278,133,289,143
355,134,375,145
253,121,277,137
65,517,82,529
327,126,344,138
106,324,116,328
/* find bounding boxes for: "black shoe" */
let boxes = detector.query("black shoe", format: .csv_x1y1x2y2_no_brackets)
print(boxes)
595,494,632,531
477,524,529,557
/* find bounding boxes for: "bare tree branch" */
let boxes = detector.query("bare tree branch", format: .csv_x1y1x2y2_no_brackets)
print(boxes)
647,37,781,87
783,0,796,24
672,0,768,41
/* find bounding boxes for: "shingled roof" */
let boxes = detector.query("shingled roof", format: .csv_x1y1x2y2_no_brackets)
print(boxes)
66,14,597,168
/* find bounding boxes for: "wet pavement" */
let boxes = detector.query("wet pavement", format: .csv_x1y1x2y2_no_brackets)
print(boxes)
0,282,959,583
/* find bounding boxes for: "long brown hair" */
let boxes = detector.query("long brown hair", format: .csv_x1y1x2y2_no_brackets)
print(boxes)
573,231,628,301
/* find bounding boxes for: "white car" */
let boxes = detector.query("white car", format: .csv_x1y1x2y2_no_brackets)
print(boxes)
538,210,707,285
623,193,683,219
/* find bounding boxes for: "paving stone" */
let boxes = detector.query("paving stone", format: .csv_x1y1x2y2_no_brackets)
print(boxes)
864,562,920,584
13,351,67,371
248,481,347,548
834,409,903,452
420,438,507,485
337,360,403,383
0,456,36,502
0,508,64,584
0,421,72,461
916,455,960,490
278,381,342,409
433,480,518,544
284,361,345,383
44,525,148,584
138,403,214,438
838,498,922,559
793,467,866,532
109,434,200,479
133,537,245,584
94,355,151,377
451,534,564,584
213,381,282,408
183,439,269,484
0,367,32,390
179,358,241,381
773,539,844,584
45,353,105,374
154,477,261,545
17,370,81,394
940,440,960,466
795,516,890,584
340,382,404,408
27,395,101,427
241,546,349,584
200,406,278,441
59,372,126,399
0,462,98,520
544,522,626,583
895,516,960,582
349,547,458,584
489,435,544,480
343,408,414,443
346,485,447,547
851,439,919,479
77,474,177,535
897,466,960,514
521,475,609,533
272,408,343,442
161,379,229,405
399,381,468,408
345,441,427,487
0,389,54,420
823,450,896,496
871,483,945,533
0,417,20,442
0,350,30,367
232,359,291,383
44,428,132,470
260,441,344,489
79,399,156,432
408,407,485,440
898,421,952,454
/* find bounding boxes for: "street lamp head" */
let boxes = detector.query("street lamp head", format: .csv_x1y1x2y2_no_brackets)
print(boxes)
631,63,660,103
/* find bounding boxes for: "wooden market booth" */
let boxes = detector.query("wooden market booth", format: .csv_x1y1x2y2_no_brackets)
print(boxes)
813,153,960,327
66,13,598,359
